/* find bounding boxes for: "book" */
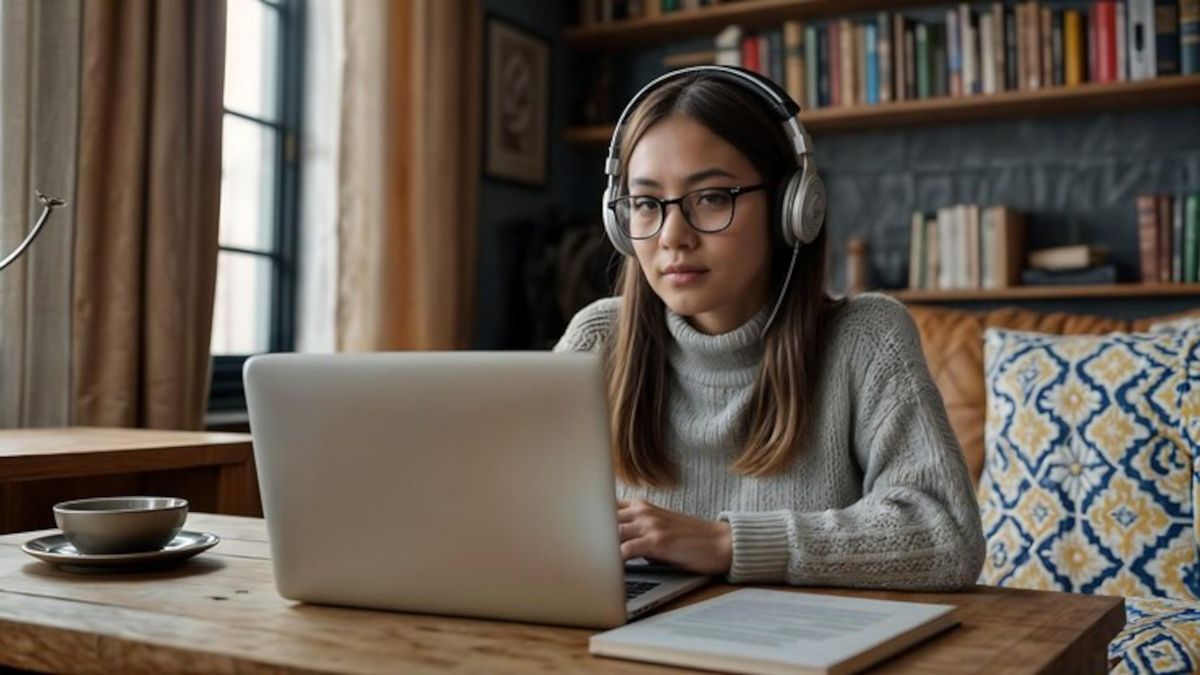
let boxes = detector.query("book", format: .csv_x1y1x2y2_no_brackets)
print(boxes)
1137,194,1161,282
865,22,879,104
588,589,959,675
1065,10,1085,85
988,206,1028,288
877,13,893,103
1128,0,1157,79
1158,194,1173,283
1155,0,1181,74
1173,192,1184,281
1183,0,1200,73
909,211,927,289
805,25,820,108
1185,194,1199,282
715,25,743,67
1028,244,1110,269
1021,264,1119,285
785,22,806,109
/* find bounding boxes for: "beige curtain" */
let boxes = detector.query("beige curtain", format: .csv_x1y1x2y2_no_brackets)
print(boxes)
71,0,226,430
298,0,481,352
384,0,483,350
0,0,84,428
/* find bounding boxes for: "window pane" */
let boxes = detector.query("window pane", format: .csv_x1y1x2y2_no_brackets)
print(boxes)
211,251,273,355
219,114,277,251
224,0,279,120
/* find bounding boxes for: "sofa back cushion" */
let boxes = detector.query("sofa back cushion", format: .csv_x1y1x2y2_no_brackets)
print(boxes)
977,328,1199,600
907,305,1200,487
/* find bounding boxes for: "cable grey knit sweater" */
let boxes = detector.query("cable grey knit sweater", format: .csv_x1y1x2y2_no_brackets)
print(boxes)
554,293,985,591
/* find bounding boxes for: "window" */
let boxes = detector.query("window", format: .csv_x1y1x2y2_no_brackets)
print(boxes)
209,0,303,416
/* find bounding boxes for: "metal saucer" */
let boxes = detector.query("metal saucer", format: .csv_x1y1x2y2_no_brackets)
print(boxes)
22,530,220,571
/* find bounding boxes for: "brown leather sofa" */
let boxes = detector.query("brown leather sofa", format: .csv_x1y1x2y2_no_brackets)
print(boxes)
906,304,1200,487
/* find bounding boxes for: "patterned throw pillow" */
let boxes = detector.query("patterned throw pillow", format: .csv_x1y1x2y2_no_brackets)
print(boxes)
1109,597,1200,674
978,329,1199,600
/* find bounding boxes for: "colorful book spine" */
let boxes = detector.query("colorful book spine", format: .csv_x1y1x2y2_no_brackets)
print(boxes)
1041,6,1054,87
866,22,879,104
1137,194,1160,282
905,21,917,98
1115,1,1129,80
1128,0,1157,79
840,20,856,106
1155,0,1181,74
917,23,932,98
947,9,963,96
1158,194,1173,283
830,22,842,106
804,25,819,109
785,22,805,109
1098,1,1119,82
878,13,893,103
1183,0,1200,73
855,24,868,105
1051,10,1064,86
818,25,831,108
1185,194,1199,282
1065,10,1085,85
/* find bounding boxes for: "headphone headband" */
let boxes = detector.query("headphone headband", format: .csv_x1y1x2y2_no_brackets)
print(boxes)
604,65,812,178
601,65,825,259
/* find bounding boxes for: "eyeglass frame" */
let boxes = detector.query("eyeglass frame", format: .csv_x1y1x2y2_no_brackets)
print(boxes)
606,183,767,240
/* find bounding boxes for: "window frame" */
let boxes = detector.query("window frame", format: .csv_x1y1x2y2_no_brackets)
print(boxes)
208,0,305,416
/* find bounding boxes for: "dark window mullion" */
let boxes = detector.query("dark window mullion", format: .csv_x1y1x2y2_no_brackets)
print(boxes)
219,244,283,261
224,108,284,131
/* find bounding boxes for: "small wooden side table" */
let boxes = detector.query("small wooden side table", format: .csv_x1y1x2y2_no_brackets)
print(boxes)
0,427,258,534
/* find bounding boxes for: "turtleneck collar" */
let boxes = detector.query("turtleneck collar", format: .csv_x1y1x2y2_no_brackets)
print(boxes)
665,306,768,388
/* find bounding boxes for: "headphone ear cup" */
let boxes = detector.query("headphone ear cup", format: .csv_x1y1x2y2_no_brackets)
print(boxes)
778,170,806,248
602,186,635,257
798,173,826,245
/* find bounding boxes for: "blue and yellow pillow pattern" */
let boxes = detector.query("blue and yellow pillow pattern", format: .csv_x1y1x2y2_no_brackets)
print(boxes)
978,328,1198,600
1110,597,1200,674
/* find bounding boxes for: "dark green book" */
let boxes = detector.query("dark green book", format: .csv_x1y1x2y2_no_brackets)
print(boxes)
1185,193,1199,283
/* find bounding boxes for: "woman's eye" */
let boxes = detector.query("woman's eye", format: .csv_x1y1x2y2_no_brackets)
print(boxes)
632,198,658,213
697,191,730,207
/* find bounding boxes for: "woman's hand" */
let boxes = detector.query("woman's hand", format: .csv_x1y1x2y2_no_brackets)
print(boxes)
617,499,732,575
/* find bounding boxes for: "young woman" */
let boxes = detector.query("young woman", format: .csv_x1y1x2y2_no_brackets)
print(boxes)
554,68,985,591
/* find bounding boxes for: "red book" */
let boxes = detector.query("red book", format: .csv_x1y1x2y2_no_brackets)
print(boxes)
1096,1,1118,82
742,36,761,75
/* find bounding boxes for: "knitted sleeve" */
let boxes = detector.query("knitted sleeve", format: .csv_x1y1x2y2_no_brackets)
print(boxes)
719,296,987,591
552,297,621,353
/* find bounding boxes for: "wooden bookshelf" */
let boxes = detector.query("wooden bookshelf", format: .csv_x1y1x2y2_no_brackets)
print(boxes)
566,0,938,50
887,283,1200,303
565,74,1200,144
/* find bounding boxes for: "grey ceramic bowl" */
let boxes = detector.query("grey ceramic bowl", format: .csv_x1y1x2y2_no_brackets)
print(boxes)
53,496,188,555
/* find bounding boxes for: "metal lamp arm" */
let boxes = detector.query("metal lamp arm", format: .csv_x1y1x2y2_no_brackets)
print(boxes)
0,190,67,272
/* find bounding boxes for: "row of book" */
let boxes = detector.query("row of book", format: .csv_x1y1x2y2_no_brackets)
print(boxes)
578,0,722,24
1138,193,1200,283
908,205,1027,290
710,1,1198,111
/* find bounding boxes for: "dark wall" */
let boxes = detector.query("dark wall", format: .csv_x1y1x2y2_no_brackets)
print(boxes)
476,0,599,348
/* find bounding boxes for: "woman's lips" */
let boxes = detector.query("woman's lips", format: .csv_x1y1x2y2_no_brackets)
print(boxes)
662,269,707,286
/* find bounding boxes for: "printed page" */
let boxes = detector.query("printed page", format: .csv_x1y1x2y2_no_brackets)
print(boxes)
591,588,956,669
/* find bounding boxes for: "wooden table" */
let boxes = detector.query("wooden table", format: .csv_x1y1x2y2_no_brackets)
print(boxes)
0,428,259,534
0,514,1124,674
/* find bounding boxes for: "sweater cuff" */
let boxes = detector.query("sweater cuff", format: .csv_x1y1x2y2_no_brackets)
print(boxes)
718,510,792,584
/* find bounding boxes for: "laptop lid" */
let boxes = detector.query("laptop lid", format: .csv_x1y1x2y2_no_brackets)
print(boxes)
244,351,628,628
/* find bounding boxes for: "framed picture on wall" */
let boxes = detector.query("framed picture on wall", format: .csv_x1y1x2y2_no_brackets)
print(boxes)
485,15,550,188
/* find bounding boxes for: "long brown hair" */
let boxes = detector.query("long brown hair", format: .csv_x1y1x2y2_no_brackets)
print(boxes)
606,72,840,487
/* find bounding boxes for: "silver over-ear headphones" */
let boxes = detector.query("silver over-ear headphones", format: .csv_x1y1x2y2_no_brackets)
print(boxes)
601,65,825,258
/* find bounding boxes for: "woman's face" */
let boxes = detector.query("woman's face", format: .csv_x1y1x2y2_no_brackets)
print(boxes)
626,114,772,335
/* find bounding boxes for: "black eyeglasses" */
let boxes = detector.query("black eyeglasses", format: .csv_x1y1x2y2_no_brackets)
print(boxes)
608,184,766,240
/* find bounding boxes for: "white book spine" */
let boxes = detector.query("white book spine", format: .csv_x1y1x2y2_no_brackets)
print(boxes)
961,5,978,95
980,15,997,94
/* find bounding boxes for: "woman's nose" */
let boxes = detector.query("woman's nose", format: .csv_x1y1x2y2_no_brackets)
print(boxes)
657,203,697,250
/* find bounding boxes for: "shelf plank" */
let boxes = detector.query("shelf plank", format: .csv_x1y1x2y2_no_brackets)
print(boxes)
564,75,1200,144
565,0,937,50
887,284,1200,302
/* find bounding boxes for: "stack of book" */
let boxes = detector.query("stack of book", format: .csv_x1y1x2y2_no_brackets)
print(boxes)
683,1,1199,110
1137,193,1200,283
1022,245,1116,285
908,205,1027,291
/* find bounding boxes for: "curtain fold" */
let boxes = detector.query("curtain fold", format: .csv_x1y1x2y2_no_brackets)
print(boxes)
296,0,482,353
71,0,226,430
385,0,483,350
0,0,83,428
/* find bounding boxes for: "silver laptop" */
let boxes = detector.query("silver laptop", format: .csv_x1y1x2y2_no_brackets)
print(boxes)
243,351,709,629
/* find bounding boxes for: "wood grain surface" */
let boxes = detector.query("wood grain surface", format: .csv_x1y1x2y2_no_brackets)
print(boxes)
0,514,1123,674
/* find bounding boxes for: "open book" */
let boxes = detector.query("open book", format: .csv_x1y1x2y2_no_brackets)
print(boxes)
589,588,958,675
